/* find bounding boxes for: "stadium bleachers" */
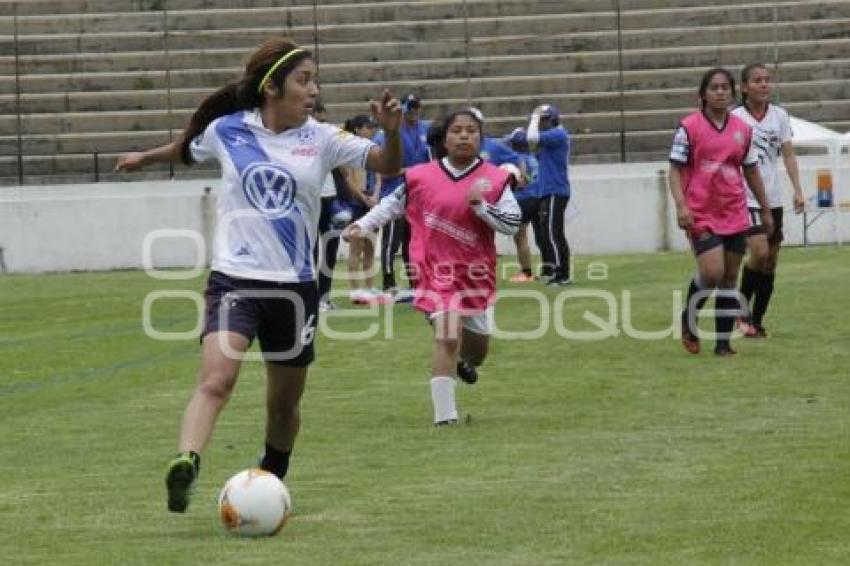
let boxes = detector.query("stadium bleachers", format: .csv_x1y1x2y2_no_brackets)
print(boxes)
0,0,848,184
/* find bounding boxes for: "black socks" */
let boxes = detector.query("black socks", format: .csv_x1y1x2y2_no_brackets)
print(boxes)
714,289,739,349
740,266,775,327
751,272,775,326
682,276,709,332
260,443,292,479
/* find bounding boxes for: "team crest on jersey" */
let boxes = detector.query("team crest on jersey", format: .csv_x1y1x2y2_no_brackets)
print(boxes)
297,127,317,145
241,162,297,219
733,131,745,146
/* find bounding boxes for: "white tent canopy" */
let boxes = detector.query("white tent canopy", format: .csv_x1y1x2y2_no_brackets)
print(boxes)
789,116,847,244
790,116,850,150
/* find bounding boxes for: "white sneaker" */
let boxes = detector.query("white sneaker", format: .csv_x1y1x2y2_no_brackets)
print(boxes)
349,289,372,305
319,300,337,312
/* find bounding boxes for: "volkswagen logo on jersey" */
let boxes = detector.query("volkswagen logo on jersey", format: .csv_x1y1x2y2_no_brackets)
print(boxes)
241,162,297,219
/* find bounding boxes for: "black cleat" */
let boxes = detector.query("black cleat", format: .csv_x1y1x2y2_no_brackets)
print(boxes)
456,360,478,385
435,419,459,427
714,344,738,357
165,453,198,513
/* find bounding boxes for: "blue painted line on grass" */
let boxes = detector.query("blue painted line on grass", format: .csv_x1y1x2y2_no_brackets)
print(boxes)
0,347,196,398
0,315,192,351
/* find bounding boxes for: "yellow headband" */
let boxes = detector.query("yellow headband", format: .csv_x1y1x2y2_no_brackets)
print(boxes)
257,48,306,94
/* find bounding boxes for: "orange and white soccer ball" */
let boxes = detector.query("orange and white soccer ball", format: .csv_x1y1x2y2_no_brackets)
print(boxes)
218,469,292,537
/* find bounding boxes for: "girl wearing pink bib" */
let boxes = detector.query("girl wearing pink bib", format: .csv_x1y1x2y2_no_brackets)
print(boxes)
345,109,521,425
668,68,773,356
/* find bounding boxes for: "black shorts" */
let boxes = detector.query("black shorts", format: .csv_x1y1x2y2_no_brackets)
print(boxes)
689,230,747,256
746,207,784,244
517,197,541,225
201,271,318,366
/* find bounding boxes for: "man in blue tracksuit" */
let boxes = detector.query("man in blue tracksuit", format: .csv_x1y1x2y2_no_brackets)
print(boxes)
527,104,571,285
372,93,431,295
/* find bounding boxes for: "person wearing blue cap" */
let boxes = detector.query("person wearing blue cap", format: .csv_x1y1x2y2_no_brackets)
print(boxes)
373,93,431,300
527,104,571,285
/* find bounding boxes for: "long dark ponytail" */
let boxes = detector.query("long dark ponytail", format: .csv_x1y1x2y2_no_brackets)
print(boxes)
178,37,312,164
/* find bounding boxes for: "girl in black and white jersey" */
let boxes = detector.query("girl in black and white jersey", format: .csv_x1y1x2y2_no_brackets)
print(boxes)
731,64,805,338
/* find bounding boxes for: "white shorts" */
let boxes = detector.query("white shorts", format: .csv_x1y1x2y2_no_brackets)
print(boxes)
428,306,494,336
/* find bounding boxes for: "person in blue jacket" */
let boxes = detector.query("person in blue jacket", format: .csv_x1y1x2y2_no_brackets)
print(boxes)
527,104,571,285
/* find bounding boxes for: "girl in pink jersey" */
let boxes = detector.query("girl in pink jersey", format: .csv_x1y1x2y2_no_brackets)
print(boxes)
343,110,521,425
668,68,773,356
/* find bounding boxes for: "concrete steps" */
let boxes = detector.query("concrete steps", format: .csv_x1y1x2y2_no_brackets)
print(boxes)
6,56,849,115
6,17,849,75
2,0,848,182
3,1,579,35
0,0,808,17
6,37,848,96
5,0,845,34
5,1,848,54
5,98,848,154
7,116,850,185
7,74,848,121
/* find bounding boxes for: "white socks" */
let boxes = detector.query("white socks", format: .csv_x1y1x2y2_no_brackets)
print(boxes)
429,376,458,424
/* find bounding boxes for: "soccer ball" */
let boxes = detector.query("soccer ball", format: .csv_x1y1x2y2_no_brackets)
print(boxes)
218,468,292,537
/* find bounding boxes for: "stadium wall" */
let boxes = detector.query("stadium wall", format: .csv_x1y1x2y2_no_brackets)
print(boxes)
0,160,846,274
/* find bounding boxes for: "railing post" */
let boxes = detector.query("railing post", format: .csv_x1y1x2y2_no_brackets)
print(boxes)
312,0,319,69
13,2,24,185
462,0,471,106
657,169,670,251
615,0,627,163
163,0,175,179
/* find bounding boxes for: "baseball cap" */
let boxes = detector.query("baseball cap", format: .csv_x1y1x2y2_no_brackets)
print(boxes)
539,104,560,124
401,93,421,112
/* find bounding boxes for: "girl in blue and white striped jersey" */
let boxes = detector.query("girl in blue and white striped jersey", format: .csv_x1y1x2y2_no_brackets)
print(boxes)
116,37,402,514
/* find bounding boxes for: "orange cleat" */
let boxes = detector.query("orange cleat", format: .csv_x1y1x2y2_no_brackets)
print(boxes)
737,317,759,338
681,323,700,354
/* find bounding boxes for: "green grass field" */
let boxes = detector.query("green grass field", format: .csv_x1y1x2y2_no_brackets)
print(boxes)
2,247,849,565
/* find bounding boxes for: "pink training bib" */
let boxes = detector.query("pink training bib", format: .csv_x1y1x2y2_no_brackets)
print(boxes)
679,111,753,236
404,160,511,314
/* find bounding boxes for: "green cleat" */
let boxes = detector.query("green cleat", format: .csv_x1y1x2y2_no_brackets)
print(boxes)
165,452,198,513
